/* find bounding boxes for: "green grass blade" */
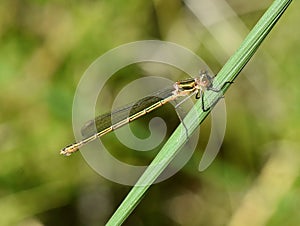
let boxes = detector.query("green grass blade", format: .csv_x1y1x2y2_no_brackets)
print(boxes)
106,0,293,225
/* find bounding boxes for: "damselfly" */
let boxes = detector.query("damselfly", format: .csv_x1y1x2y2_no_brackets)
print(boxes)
60,71,232,156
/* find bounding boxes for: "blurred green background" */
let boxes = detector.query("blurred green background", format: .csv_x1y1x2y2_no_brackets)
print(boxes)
1,0,300,225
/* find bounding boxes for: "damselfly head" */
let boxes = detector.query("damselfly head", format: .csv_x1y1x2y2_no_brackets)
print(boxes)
196,71,213,89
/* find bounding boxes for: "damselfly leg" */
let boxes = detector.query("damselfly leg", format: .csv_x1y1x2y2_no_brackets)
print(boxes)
196,81,234,112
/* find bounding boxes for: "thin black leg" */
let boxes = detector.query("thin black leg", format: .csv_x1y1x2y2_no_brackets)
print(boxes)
203,94,225,112
201,92,212,112
208,81,234,92
195,90,201,99
201,80,233,111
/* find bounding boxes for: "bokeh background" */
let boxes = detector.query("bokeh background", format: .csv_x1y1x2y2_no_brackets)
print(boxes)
1,0,299,225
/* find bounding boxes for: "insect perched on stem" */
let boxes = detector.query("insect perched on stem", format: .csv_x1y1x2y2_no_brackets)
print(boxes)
60,71,232,156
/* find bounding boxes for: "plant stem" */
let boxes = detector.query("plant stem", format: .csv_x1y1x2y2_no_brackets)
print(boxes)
106,0,293,225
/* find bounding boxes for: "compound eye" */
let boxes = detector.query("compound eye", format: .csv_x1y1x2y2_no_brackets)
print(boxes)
201,77,208,84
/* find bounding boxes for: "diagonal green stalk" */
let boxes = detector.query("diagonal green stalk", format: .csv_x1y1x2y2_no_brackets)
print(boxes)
106,0,293,225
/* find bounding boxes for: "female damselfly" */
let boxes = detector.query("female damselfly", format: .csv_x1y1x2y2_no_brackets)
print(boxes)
60,71,232,156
